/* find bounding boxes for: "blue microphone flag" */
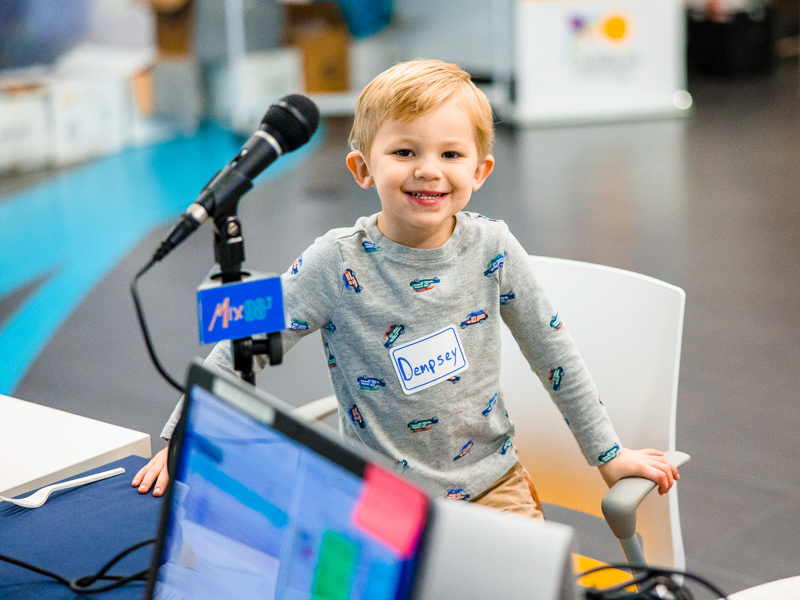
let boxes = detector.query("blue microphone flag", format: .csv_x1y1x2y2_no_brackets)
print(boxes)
197,272,286,345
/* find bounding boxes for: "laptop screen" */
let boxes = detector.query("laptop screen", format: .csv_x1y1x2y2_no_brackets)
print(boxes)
146,365,429,600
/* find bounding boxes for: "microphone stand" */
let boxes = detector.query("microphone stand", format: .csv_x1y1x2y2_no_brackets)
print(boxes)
213,208,282,385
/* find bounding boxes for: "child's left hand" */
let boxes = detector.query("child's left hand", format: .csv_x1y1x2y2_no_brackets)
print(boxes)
597,448,679,495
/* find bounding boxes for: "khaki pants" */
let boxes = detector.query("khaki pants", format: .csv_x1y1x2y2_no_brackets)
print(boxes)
471,457,544,521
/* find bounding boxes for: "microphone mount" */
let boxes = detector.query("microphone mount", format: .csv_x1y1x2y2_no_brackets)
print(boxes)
212,202,283,383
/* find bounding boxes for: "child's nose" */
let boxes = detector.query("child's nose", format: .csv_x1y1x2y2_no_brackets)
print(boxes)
414,156,442,180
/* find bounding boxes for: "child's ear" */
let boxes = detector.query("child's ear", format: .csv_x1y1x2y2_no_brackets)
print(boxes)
472,154,495,191
346,151,374,189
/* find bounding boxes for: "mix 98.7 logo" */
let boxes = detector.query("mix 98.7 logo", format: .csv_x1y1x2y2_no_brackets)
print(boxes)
208,296,274,332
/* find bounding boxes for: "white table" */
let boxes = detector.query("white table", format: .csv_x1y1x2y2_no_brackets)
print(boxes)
0,393,151,497
728,576,800,600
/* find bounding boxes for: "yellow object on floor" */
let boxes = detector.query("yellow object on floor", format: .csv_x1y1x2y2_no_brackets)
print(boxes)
574,554,633,590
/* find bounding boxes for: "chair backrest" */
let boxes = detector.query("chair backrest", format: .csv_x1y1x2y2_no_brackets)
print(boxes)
499,256,686,570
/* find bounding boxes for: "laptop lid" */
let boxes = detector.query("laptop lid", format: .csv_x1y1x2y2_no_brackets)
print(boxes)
145,360,431,600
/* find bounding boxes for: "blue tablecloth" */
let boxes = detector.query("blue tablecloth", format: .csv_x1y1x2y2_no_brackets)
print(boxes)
0,456,163,599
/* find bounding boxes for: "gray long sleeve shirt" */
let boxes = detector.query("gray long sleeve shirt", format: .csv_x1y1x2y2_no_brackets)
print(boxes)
163,211,620,499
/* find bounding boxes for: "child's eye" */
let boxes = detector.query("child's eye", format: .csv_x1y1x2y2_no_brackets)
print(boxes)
442,151,462,159
393,149,413,157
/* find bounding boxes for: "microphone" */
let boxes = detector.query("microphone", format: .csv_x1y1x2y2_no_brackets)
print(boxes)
152,94,320,262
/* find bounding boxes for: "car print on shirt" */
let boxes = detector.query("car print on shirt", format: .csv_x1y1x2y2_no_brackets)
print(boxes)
500,291,516,305
446,488,471,501
409,277,440,292
484,252,506,277
447,376,461,384
326,343,336,369
362,240,380,253
324,321,336,333
291,254,303,274
358,376,386,390
482,393,498,416
599,444,620,464
407,417,439,433
290,319,309,330
349,405,365,429
395,459,409,474
550,313,562,331
500,436,513,455
549,366,564,391
383,323,405,348
477,214,498,222
453,441,473,461
342,268,363,293
461,309,488,329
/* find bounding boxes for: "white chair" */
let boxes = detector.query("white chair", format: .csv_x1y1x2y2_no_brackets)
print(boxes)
294,255,689,571
500,256,688,571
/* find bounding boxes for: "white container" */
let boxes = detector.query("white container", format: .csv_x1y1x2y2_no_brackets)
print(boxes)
208,48,304,135
49,76,129,166
51,43,160,159
0,84,50,174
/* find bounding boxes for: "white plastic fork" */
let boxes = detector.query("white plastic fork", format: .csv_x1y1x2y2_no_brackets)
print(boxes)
0,467,126,508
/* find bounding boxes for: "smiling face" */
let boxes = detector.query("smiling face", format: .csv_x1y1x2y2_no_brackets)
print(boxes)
347,97,494,249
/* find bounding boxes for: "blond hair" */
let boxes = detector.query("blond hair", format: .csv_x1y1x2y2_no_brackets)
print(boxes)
349,59,495,160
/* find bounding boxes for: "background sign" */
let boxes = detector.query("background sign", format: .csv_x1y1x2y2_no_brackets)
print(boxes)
514,0,687,123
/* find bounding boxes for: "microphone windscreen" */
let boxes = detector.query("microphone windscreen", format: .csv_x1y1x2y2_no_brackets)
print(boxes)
261,94,321,153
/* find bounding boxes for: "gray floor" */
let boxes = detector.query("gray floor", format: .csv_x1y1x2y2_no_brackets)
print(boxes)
4,59,800,595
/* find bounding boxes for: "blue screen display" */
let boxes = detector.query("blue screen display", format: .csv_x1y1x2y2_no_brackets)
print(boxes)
153,386,419,600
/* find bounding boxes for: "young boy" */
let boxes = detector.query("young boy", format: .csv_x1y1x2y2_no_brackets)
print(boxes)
134,59,678,518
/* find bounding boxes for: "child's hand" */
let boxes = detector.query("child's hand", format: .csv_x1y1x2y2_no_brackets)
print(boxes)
597,448,679,495
132,446,170,497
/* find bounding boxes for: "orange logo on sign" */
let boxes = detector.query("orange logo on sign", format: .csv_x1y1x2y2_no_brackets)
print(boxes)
571,12,630,44
603,15,627,41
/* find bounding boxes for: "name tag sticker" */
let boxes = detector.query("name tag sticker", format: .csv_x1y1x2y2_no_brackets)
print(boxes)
390,326,469,395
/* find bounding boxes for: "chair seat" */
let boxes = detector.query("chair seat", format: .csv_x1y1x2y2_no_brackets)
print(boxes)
574,554,633,590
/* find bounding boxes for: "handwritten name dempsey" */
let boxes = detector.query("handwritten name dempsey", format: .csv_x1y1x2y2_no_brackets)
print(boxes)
390,326,469,395
397,349,459,381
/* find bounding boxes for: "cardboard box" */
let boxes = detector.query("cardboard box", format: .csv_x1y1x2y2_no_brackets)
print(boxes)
284,2,350,94
152,0,194,57
290,25,350,93
0,78,50,174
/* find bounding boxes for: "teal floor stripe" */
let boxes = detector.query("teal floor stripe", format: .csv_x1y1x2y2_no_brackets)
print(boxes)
0,122,323,394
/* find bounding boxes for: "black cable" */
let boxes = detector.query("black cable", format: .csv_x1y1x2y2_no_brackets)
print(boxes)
579,564,728,600
69,538,155,594
0,552,71,588
131,259,185,393
0,538,155,595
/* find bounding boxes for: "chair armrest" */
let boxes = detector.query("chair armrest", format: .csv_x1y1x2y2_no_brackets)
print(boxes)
291,395,338,421
601,450,690,540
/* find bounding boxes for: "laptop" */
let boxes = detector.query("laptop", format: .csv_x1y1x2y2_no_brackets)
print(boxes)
145,360,578,600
